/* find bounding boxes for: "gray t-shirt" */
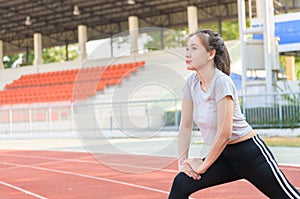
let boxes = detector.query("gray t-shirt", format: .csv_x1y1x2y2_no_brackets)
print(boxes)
182,68,252,144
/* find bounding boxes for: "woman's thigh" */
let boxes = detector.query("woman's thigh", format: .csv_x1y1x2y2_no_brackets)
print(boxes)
223,135,300,199
168,155,241,199
245,136,300,199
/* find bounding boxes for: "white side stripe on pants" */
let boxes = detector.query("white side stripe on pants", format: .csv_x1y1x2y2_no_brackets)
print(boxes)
253,135,300,199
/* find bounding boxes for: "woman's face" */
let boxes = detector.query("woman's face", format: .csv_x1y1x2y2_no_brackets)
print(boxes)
185,34,212,71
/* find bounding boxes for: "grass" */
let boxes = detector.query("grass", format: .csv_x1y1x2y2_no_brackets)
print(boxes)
261,136,300,147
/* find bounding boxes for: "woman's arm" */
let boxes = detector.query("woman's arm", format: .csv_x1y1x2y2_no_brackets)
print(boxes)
178,96,194,170
185,96,233,174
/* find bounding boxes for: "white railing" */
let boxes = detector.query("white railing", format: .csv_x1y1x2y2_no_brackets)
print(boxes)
240,92,300,128
0,92,299,135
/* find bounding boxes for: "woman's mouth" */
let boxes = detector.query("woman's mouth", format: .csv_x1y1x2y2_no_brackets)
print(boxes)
186,60,191,65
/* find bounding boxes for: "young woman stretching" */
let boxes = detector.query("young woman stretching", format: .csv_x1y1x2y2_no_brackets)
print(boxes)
168,29,300,199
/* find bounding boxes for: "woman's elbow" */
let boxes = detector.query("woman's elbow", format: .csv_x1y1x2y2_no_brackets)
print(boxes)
217,121,233,141
179,117,193,129
219,130,232,142
179,123,193,133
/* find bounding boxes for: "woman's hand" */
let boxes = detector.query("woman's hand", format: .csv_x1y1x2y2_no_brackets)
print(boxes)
183,158,205,174
179,163,201,180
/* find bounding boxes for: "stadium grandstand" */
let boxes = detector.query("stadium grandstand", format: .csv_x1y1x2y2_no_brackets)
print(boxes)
0,0,300,134
0,2,299,199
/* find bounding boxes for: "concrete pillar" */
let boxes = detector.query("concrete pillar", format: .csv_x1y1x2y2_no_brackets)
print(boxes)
0,40,4,70
237,0,247,92
128,16,139,55
285,56,296,80
262,0,275,93
78,25,88,61
256,0,263,18
33,33,43,68
187,6,198,34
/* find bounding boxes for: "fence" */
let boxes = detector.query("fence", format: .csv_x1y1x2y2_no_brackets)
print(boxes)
0,92,299,135
240,92,300,128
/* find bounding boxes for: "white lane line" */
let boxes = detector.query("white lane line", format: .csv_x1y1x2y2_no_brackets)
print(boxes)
0,181,47,199
1,153,299,174
0,153,178,173
0,161,172,196
1,152,297,199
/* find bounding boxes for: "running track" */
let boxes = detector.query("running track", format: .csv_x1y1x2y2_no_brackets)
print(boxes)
0,150,299,199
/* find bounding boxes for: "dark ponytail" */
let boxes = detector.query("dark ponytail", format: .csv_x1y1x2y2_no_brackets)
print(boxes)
188,29,231,75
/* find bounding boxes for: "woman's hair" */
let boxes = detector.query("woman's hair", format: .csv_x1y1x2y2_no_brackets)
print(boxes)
187,29,231,75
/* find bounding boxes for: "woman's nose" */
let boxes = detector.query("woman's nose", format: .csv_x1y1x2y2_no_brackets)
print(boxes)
185,51,190,58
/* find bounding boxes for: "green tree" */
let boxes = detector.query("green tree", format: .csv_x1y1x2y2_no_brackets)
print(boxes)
294,57,300,80
3,54,20,69
141,20,242,52
200,19,245,41
42,44,79,64
144,28,187,51
3,44,79,68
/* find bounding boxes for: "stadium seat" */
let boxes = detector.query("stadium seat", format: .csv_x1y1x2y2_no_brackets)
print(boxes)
0,61,145,105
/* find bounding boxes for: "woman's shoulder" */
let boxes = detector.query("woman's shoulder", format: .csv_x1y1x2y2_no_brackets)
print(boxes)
214,69,234,85
186,72,198,85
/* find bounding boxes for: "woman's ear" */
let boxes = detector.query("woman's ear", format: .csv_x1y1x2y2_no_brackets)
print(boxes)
208,49,216,60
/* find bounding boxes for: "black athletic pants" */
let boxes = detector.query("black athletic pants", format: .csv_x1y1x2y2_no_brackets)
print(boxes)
168,135,300,199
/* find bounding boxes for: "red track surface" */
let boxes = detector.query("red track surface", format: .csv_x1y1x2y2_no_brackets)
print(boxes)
0,150,299,199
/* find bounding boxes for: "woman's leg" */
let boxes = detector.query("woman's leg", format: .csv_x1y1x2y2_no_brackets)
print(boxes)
244,135,300,199
168,154,241,199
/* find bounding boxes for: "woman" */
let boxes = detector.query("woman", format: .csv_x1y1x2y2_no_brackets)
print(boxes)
168,29,300,199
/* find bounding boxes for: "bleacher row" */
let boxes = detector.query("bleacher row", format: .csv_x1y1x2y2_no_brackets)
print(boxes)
0,61,145,105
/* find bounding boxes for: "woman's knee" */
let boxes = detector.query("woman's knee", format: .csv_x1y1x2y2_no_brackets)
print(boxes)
171,172,190,192
169,172,204,199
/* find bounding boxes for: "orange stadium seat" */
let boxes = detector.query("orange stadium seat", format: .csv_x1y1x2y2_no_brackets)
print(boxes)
0,61,145,105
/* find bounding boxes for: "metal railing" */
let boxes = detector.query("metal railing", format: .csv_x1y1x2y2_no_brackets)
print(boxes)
0,92,299,135
240,92,300,128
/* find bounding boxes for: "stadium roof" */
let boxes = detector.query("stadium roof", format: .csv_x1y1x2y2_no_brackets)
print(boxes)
0,0,298,54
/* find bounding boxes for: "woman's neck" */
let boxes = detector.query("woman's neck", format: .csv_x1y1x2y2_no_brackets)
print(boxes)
196,65,215,92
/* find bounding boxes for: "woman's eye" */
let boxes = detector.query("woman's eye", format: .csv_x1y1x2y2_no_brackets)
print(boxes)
192,47,197,50
186,47,189,51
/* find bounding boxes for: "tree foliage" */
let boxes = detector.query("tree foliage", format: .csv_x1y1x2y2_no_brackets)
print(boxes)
3,44,78,68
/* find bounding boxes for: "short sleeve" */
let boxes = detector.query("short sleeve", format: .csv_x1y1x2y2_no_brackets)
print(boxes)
182,74,196,101
182,81,193,101
214,75,236,102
